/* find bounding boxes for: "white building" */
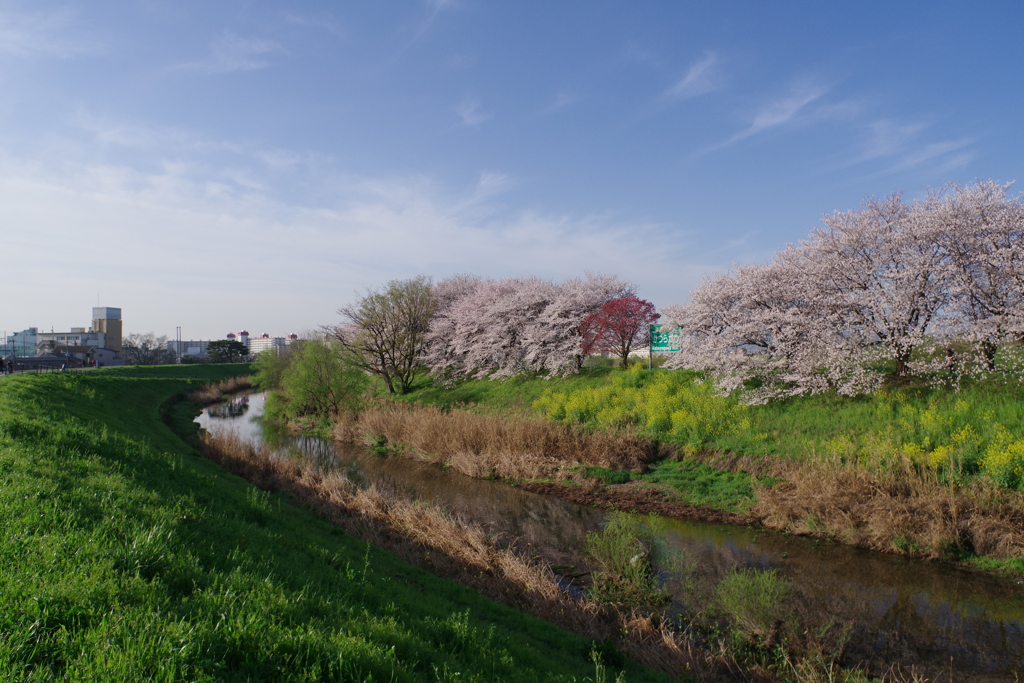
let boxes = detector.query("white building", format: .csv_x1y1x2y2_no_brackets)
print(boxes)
36,327,107,353
36,307,122,355
166,339,215,359
4,308,122,358
247,333,300,355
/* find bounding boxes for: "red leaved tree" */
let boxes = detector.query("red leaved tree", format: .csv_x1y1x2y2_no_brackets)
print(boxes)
579,295,660,368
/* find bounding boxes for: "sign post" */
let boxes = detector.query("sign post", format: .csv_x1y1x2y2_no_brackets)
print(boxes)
648,324,681,369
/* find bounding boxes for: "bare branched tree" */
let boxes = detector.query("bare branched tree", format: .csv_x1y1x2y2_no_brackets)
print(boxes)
331,276,436,394
122,333,173,365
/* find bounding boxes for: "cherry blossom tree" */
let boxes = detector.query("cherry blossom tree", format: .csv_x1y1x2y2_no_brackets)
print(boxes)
930,181,1024,371
579,295,660,367
664,181,1024,401
663,257,873,401
522,273,634,374
796,192,953,378
422,273,633,380
420,274,485,383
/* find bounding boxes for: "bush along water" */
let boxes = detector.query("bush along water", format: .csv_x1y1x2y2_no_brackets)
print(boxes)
584,514,672,610
582,513,855,680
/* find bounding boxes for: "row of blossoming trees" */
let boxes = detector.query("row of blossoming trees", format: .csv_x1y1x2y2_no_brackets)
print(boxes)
661,181,1024,402
331,180,1022,401
332,273,660,393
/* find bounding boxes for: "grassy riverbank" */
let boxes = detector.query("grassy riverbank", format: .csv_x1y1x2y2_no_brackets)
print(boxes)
375,365,1024,572
0,366,671,681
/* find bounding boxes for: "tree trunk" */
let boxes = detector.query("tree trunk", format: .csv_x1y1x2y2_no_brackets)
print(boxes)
981,339,998,371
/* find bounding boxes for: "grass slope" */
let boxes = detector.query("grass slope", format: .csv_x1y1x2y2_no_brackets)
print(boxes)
0,366,668,682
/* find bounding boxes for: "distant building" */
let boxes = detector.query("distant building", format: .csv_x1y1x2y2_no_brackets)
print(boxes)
166,339,215,359
4,308,122,362
36,328,106,353
4,327,38,357
35,308,122,358
51,345,120,367
164,331,300,360
92,307,123,353
248,333,300,355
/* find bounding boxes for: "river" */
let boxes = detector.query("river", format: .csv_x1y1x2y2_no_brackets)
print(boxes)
197,392,1024,681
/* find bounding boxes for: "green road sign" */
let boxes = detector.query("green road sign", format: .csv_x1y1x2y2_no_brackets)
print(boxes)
649,324,680,353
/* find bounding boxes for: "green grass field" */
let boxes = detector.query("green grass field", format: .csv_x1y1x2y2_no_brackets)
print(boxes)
0,366,669,682
384,365,619,416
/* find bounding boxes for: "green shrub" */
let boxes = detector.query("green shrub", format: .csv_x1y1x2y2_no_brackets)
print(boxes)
715,567,792,642
276,340,369,422
585,514,670,609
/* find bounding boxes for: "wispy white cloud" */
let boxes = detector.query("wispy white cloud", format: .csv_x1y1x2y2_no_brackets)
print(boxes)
694,82,830,156
452,170,514,213
859,119,928,161
427,0,459,13
456,97,492,126
283,12,346,37
884,137,975,174
736,84,827,140
0,8,98,58
0,147,699,337
73,111,312,175
665,52,720,100
542,92,577,114
620,40,660,67
176,32,286,73
406,0,460,47
850,119,976,176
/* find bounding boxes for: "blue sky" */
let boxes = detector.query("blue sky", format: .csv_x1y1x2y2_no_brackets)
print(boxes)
2,1,1021,340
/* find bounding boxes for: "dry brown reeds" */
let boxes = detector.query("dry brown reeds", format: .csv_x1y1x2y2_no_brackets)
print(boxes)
752,455,1024,560
194,428,739,682
187,376,254,406
336,402,658,480
334,399,1024,566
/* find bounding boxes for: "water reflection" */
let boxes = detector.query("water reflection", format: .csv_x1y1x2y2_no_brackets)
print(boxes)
201,393,253,420
197,393,1024,681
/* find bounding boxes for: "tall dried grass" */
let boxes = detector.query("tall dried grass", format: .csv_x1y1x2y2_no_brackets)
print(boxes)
337,402,659,480
187,376,254,406
194,429,737,682
752,454,1024,560
193,428,935,682
337,397,1024,565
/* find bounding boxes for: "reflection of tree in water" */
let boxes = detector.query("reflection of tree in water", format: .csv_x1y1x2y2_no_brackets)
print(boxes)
206,395,250,419
291,435,1024,681
284,436,605,567
779,546,1024,679
205,396,1024,682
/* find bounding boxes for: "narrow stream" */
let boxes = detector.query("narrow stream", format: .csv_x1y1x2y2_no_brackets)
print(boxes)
198,393,1024,681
